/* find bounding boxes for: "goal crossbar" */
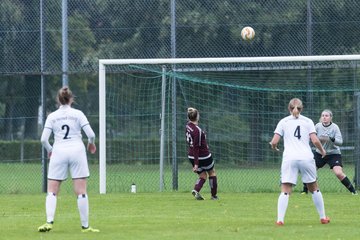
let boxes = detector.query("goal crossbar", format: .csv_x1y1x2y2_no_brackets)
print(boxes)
99,55,360,66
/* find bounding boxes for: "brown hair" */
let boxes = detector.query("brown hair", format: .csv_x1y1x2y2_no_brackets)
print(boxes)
187,107,199,122
57,86,73,105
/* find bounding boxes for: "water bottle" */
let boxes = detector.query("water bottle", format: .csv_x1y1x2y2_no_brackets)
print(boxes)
131,183,136,193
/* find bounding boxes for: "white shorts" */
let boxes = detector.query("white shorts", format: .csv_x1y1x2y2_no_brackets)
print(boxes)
280,159,317,185
48,142,89,180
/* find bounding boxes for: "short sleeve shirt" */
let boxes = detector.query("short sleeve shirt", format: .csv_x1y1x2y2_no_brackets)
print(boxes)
274,114,316,161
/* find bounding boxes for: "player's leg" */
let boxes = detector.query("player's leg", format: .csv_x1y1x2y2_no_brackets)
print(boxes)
74,182,99,233
71,147,98,232
301,159,329,224
39,150,67,232
208,169,218,200
277,160,297,225
38,179,61,232
192,172,206,200
301,152,325,195
72,178,99,232
190,157,214,200
74,178,89,228
328,154,357,194
306,182,330,223
332,166,357,194
277,183,292,225
46,180,61,223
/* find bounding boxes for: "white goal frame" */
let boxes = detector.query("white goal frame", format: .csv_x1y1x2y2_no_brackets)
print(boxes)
99,54,360,194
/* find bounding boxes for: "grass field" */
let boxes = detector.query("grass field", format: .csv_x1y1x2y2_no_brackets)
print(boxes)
1,192,359,240
0,163,357,194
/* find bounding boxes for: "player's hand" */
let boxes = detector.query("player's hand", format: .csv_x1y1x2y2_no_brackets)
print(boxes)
318,135,330,143
320,149,326,158
269,142,280,151
193,165,198,173
87,143,97,154
48,151,52,159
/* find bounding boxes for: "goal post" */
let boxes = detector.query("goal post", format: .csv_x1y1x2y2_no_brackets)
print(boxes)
99,55,360,194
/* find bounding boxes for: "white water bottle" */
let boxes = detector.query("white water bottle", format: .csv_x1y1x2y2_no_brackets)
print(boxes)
131,183,136,193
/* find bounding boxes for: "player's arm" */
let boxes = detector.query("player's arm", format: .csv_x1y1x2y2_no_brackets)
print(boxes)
80,112,96,154
269,133,281,151
40,127,53,158
83,124,96,154
330,125,343,145
192,130,200,172
192,148,200,172
310,132,326,157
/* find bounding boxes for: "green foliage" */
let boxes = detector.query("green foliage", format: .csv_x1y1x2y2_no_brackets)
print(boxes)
0,140,40,162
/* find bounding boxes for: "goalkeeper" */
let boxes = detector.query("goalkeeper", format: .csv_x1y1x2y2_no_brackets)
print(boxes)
301,109,357,195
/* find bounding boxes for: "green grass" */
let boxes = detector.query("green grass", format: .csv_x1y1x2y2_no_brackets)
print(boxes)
1,162,358,239
0,163,357,194
1,192,359,240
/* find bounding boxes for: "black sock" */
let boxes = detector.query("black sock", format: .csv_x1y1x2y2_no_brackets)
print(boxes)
341,176,356,193
302,183,308,192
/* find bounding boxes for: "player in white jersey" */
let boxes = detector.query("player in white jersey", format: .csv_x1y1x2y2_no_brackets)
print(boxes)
269,98,330,225
38,87,99,233
301,109,357,195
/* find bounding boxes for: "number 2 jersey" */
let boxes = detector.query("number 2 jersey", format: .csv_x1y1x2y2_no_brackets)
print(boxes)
274,114,316,161
41,105,95,151
185,121,211,165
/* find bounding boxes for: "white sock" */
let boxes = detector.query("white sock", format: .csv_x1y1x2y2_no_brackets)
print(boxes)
46,192,57,223
77,194,89,228
277,192,289,222
311,190,326,219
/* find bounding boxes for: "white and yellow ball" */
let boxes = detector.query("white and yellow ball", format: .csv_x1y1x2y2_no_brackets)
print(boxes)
241,26,255,41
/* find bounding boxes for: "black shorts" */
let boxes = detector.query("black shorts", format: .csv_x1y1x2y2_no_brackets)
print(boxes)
188,155,215,174
314,152,343,169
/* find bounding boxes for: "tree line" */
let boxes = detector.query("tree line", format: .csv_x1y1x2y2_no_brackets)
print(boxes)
0,0,360,140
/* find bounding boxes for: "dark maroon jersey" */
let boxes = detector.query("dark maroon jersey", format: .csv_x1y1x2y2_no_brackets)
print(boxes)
185,121,211,165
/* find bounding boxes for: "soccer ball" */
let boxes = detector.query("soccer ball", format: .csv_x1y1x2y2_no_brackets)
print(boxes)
241,26,255,41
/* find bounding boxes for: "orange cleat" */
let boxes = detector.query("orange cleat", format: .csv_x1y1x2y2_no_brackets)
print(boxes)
276,221,284,226
320,217,330,224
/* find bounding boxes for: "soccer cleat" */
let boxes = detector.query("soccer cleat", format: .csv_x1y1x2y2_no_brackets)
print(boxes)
352,191,358,195
211,196,219,200
38,223,53,232
301,184,308,194
191,190,204,200
320,217,330,224
81,226,100,233
276,221,284,226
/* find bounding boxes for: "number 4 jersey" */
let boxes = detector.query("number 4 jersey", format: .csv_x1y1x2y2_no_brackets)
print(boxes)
274,114,316,161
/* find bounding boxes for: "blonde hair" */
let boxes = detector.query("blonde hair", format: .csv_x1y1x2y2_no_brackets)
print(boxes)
187,107,199,122
288,98,303,118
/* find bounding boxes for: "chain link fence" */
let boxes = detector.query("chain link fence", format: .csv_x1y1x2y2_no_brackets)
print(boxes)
1,0,360,193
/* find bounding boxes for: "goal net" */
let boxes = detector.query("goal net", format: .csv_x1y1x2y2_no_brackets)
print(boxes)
99,55,360,194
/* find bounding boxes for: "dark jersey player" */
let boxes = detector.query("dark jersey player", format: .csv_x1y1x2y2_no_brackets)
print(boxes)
186,107,218,200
